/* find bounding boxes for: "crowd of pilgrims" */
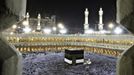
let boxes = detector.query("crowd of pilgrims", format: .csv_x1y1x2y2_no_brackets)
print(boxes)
22,51,117,75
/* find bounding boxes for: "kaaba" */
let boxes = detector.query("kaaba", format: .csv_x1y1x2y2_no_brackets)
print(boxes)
64,49,84,65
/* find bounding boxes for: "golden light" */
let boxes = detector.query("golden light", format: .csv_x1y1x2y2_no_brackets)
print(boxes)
108,23,114,29
12,24,17,29
52,26,57,31
22,20,29,26
58,23,64,29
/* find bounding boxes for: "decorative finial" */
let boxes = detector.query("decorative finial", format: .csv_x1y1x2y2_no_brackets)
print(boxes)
85,8,89,16
99,8,103,15
86,8,88,11
100,8,102,11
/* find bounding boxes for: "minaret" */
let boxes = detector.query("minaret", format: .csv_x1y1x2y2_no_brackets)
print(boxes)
23,12,30,26
26,12,29,22
37,14,41,31
84,8,89,33
98,8,104,31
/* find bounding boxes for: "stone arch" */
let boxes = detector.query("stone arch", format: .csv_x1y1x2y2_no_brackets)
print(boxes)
0,0,26,75
116,0,134,75
0,37,22,75
117,46,134,75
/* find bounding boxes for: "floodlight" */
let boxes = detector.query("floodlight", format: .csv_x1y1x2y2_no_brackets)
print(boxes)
85,29,94,34
52,26,57,31
100,30,107,34
114,27,123,34
108,23,114,29
12,24,17,29
108,23,115,29
43,28,52,34
22,20,29,26
58,23,64,29
59,29,67,34
23,27,31,33
10,32,14,35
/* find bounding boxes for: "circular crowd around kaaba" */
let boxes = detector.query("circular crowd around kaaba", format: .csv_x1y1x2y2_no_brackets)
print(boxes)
22,51,117,75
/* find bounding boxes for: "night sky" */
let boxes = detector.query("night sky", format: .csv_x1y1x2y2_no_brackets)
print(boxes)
27,0,116,33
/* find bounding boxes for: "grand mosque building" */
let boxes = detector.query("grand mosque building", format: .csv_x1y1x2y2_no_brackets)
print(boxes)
1,6,133,75
0,0,134,75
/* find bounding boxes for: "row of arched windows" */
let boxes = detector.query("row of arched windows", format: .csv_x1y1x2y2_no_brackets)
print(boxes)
16,45,122,57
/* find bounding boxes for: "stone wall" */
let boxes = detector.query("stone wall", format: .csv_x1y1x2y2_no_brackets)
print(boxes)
0,0,26,75
6,0,27,20
117,0,134,75
117,0,134,33
116,0,134,23
0,60,3,75
0,0,27,31
2,54,22,75
0,36,22,75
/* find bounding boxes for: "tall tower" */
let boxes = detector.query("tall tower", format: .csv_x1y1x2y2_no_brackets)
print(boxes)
23,12,30,27
26,12,30,22
37,13,41,31
98,8,104,31
84,8,89,33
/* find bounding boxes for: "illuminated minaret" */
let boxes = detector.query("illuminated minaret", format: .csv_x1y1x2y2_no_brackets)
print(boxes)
84,8,89,33
37,13,41,31
23,12,30,27
98,8,104,31
26,12,29,22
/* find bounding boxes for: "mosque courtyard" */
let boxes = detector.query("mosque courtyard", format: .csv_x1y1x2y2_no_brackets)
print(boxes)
22,52,117,75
